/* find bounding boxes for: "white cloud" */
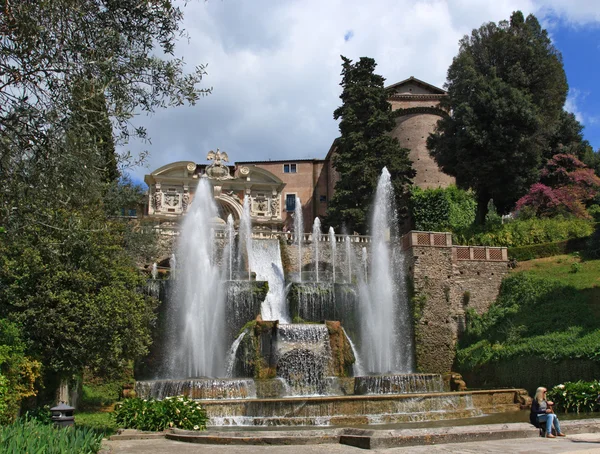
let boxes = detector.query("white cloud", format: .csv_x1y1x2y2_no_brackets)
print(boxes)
122,0,600,183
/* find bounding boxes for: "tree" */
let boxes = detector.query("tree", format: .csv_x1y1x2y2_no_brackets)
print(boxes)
0,0,205,393
515,153,600,218
427,11,568,223
327,56,415,233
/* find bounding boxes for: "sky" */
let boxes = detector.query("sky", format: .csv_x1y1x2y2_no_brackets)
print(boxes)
124,0,600,186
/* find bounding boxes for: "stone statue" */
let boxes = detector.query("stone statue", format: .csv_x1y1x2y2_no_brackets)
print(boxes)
206,148,233,180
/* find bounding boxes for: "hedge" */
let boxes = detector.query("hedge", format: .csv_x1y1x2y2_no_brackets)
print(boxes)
508,237,590,261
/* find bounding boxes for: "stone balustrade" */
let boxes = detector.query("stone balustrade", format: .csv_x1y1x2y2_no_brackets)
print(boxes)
401,230,507,263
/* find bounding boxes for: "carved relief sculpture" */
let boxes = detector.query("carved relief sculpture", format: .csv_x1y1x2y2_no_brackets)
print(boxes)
182,191,190,212
164,192,180,208
154,188,162,212
271,196,280,218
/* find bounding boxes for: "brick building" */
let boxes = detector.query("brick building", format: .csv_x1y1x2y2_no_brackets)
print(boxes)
143,77,453,231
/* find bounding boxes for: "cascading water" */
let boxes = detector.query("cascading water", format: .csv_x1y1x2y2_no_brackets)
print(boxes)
226,214,235,280
151,263,158,280
239,196,252,280
328,227,336,283
276,324,332,396
359,167,414,374
164,178,226,378
248,240,288,322
294,196,303,281
312,217,321,282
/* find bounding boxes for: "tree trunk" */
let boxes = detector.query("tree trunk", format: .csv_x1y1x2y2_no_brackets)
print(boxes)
475,191,489,225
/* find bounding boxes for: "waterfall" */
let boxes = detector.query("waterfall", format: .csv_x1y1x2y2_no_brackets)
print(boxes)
249,240,288,322
312,217,321,282
226,214,235,281
341,327,364,376
362,247,368,281
239,195,252,280
329,227,336,283
164,178,226,378
170,253,176,278
276,324,332,396
151,262,158,280
225,330,247,378
358,167,413,374
294,196,303,282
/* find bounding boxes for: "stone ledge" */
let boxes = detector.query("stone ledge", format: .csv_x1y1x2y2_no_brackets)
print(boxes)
166,428,342,445
109,429,167,441
339,419,600,449
142,419,600,448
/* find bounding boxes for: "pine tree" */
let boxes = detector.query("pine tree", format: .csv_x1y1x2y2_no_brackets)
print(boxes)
327,56,415,234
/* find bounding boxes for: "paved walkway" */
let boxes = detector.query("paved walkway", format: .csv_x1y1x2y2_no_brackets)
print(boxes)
103,433,600,453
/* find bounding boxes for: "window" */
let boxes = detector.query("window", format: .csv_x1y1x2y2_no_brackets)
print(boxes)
286,194,296,212
283,163,297,173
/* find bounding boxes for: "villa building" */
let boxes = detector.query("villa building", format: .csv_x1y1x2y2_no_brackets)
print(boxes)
143,77,454,231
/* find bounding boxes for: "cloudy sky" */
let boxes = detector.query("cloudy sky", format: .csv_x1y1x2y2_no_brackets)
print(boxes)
125,0,600,185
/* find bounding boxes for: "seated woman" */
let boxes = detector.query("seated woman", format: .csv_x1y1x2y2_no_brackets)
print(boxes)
530,387,566,438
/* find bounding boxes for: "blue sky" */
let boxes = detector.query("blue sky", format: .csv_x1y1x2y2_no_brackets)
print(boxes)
123,1,600,186
553,23,600,150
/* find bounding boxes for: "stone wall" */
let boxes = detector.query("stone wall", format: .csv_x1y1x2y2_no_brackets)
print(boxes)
403,232,509,374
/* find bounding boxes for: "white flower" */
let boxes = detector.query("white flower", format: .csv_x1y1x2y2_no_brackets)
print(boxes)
193,425,199,430
176,409,180,414
557,384,565,389
169,422,174,427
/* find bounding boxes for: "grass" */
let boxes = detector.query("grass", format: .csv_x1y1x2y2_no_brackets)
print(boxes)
75,411,117,436
514,253,600,290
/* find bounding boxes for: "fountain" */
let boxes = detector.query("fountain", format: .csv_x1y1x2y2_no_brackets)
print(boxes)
294,196,303,281
137,170,525,427
312,217,321,282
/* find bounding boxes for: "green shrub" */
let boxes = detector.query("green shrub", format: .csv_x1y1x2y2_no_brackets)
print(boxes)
0,418,103,453
410,186,476,232
457,274,600,370
0,319,41,424
508,237,589,261
76,411,118,436
547,381,600,413
588,205,600,222
113,396,208,431
454,217,593,247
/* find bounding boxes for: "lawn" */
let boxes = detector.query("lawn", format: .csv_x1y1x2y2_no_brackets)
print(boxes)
514,253,600,290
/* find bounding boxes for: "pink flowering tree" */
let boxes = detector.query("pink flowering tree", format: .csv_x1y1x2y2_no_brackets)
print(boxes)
515,154,600,218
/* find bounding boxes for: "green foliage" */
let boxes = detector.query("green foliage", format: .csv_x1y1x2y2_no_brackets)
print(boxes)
113,397,208,432
410,186,476,231
547,381,600,414
75,412,118,436
0,209,158,380
0,320,41,425
570,262,582,274
456,273,600,371
326,56,415,233
588,205,600,222
428,11,568,221
454,217,593,247
0,418,103,453
508,237,589,261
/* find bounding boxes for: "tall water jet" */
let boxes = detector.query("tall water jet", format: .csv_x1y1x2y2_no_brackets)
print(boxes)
165,178,226,378
226,214,235,281
312,217,321,282
170,253,176,278
362,247,368,281
239,195,252,280
359,167,413,374
345,235,352,283
294,196,303,281
329,227,336,283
